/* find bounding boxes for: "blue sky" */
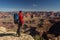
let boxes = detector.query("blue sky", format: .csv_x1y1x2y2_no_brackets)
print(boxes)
0,0,60,12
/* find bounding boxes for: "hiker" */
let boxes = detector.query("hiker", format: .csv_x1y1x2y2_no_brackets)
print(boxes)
16,11,24,37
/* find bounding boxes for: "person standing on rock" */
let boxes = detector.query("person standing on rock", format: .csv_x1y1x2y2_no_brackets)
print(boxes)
16,11,24,37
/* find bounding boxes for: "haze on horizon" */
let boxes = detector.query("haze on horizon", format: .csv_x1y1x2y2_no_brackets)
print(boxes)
0,0,60,12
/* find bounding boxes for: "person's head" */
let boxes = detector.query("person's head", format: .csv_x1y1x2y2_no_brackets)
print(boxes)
18,11,23,15
19,11,22,13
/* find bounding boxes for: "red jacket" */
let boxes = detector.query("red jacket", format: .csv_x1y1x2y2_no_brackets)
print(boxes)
18,12,24,24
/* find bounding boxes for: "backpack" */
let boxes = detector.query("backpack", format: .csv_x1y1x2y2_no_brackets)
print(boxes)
14,13,19,24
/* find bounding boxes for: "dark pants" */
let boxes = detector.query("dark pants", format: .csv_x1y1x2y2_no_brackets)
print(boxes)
16,22,22,36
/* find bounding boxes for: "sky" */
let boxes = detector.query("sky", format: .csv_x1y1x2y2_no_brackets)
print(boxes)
0,0,60,12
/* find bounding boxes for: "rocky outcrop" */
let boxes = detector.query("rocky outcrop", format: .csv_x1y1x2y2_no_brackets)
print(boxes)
0,27,34,40
0,33,34,40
